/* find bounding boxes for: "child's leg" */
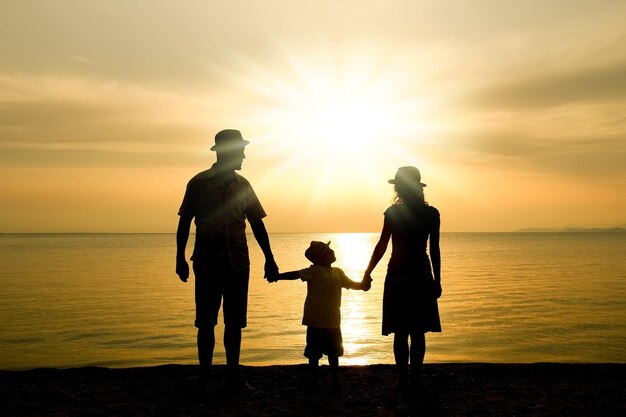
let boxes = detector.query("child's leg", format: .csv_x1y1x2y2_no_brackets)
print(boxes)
308,358,319,381
328,355,339,383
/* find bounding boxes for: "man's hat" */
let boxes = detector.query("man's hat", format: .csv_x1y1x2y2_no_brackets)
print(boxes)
388,166,427,187
210,129,250,152
305,241,332,264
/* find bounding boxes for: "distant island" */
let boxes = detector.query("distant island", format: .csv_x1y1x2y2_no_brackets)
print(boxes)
515,227,626,233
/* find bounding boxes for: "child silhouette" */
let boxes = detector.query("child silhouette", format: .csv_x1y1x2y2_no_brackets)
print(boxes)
269,241,371,385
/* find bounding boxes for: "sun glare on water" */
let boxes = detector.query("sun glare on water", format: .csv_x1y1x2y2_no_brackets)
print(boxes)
332,233,379,365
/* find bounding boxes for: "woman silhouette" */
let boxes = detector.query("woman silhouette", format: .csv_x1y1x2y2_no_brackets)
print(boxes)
364,166,442,387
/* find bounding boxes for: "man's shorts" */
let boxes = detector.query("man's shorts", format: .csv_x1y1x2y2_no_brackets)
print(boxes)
192,262,250,329
304,326,344,360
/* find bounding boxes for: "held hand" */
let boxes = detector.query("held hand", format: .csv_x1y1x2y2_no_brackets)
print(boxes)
176,258,189,282
264,257,279,281
361,273,373,292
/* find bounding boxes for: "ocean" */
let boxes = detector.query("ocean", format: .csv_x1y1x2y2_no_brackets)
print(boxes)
1,232,625,370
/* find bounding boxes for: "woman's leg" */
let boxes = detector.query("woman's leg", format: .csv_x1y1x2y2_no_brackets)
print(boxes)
393,332,410,365
393,332,410,385
409,331,426,383
409,331,426,365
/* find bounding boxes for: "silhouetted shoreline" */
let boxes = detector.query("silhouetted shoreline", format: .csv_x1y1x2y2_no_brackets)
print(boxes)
2,363,624,416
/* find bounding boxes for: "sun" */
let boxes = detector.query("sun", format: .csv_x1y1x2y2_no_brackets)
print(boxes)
246,58,429,171
280,92,392,161
222,43,442,208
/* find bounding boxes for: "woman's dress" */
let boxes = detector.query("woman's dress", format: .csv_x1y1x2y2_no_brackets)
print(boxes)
382,203,442,335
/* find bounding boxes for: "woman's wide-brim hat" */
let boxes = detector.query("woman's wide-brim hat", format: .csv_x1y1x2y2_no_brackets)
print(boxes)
305,241,332,264
210,129,250,152
388,166,427,187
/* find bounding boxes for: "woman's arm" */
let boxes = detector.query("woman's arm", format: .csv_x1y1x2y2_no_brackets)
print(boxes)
363,218,392,279
344,276,373,291
430,214,442,298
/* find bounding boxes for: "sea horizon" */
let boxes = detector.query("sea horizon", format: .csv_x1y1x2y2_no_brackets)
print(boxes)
1,232,625,370
2,227,625,234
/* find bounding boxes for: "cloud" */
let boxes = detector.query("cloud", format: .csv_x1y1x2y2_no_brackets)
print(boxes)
0,74,226,167
0,147,205,168
0,101,109,133
0,98,209,146
533,140,626,178
452,129,626,179
452,52,626,180
469,61,626,110
71,55,94,65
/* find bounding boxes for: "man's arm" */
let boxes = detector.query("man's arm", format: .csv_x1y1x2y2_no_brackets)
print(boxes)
176,215,192,282
250,219,279,280
267,270,300,283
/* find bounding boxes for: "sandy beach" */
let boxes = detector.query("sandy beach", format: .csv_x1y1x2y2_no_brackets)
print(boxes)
1,363,624,416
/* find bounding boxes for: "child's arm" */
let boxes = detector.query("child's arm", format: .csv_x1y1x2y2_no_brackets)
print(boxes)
267,270,301,283
343,276,373,291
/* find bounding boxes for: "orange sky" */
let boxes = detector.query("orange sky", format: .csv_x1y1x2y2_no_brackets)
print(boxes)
1,1,625,232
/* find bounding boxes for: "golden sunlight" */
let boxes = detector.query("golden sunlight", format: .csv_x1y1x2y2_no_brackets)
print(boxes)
332,233,376,275
331,233,379,365
276,91,396,161
236,46,439,186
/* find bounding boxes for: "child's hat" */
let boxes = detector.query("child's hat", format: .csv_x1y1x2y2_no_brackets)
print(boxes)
305,241,332,264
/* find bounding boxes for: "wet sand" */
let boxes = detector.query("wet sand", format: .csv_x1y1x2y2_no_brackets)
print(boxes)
1,363,624,416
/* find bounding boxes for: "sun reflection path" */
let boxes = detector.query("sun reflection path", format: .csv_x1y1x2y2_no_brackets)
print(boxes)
333,233,374,275
333,233,383,365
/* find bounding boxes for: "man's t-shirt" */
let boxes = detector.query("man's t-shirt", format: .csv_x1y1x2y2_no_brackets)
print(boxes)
178,164,266,271
299,265,352,329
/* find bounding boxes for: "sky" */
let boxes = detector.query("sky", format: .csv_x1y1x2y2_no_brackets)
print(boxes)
1,0,625,232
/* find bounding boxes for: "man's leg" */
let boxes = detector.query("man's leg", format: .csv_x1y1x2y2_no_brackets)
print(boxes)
193,261,222,385
224,325,242,380
222,268,249,386
198,327,215,383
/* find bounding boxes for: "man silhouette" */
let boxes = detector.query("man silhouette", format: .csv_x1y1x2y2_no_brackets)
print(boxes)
176,129,279,388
